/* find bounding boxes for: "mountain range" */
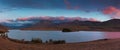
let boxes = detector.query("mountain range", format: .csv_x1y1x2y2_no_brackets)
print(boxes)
21,19,120,31
1,19,120,32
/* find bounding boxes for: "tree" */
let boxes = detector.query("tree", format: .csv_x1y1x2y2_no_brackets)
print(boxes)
62,28,72,32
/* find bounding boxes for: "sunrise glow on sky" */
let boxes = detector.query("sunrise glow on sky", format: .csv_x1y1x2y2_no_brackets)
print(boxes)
0,0,120,21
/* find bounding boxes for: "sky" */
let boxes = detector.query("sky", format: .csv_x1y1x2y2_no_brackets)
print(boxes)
0,0,120,21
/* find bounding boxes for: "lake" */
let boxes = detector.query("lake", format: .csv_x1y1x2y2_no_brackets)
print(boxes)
7,30,120,43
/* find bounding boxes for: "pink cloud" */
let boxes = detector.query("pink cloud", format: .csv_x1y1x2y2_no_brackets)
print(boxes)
71,17,81,21
89,18,99,21
17,17,29,21
103,6,120,19
64,0,70,5
40,16,51,20
103,6,118,14
57,16,65,20
16,16,99,22
74,6,80,10
64,0,81,10
64,0,71,9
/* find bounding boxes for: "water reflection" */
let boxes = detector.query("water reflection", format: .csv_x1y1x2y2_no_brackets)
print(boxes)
7,30,105,43
6,30,120,43
105,32,120,39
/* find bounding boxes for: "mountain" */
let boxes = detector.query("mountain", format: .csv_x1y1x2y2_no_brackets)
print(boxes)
101,19,120,26
1,19,120,32
21,19,120,31
0,19,68,29
21,20,101,31
0,21,35,29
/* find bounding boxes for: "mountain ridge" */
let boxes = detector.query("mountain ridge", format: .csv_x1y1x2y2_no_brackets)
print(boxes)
20,19,120,32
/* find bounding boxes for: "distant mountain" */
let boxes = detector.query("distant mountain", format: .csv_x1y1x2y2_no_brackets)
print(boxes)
1,19,120,32
21,19,120,31
21,20,101,31
0,19,70,29
0,16,99,30
0,21,35,29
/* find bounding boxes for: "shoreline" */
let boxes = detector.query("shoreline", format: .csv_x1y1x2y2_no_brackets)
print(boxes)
2,29,120,50
6,36,109,44
0,37,120,50
20,29,120,32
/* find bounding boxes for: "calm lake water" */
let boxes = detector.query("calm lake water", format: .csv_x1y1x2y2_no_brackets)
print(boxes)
7,30,120,43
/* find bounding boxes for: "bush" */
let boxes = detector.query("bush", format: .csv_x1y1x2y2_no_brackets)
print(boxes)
62,28,72,32
49,39,53,42
46,39,66,44
52,40,66,44
31,38,43,43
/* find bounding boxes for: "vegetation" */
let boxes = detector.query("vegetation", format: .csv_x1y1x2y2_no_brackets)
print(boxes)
8,38,66,44
0,31,6,33
46,39,66,44
62,28,72,32
31,38,43,43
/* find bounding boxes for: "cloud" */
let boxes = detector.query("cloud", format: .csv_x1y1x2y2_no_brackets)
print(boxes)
89,18,99,21
16,16,99,22
102,6,120,19
17,17,30,21
0,16,99,27
64,0,72,9
63,0,80,10
74,6,80,10
1,0,120,12
0,7,20,13
103,6,118,14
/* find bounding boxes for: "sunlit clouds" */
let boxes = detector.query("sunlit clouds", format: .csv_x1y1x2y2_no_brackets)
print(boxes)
17,16,99,22
0,0,120,21
103,6,120,19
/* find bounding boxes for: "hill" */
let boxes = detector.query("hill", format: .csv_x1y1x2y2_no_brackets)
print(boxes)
0,24,8,32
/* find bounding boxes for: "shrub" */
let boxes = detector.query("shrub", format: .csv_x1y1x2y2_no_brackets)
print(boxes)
49,39,53,42
47,39,66,44
31,38,43,43
62,28,72,32
52,40,66,44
